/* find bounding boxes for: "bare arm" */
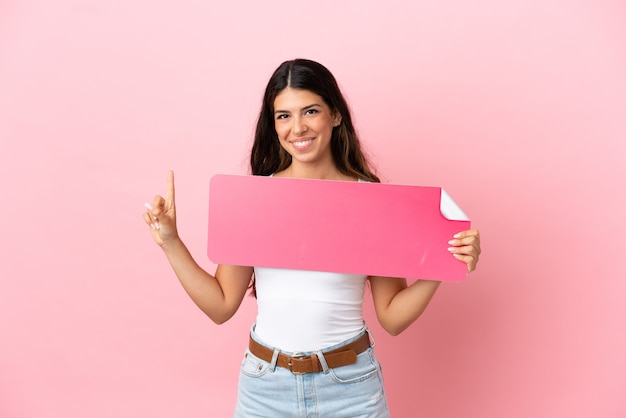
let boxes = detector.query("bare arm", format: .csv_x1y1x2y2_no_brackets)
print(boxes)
160,238,252,324
143,171,252,324
369,276,441,336
370,229,481,336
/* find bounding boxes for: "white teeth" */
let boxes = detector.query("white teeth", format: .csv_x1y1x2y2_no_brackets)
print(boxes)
294,140,311,146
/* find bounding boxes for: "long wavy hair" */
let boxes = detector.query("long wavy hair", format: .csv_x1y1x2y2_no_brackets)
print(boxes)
248,59,380,296
250,58,380,182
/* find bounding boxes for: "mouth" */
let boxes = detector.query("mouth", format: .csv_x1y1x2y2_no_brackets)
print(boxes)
290,138,315,151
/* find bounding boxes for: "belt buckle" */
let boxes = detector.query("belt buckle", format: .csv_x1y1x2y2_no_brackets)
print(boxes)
287,353,307,375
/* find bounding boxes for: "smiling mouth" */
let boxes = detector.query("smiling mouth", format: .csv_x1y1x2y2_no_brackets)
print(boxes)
290,138,314,151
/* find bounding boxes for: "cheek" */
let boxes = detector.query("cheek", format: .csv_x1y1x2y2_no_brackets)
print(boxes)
275,126,291,142
318,123,333,139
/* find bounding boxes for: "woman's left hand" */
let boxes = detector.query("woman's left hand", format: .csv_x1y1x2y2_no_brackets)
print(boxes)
448,229,481,273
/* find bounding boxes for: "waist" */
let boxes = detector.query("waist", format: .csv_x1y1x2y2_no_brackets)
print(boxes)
248,329,372,375
254,303,365,352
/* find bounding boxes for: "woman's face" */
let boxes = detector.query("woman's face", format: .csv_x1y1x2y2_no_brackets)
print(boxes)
273,87,341,168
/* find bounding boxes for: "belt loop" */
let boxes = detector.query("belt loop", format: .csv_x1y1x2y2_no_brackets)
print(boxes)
315,350,330,374
366,328,375,348
269,348,280,372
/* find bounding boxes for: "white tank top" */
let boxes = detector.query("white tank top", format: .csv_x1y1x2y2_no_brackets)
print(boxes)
253,266,367,352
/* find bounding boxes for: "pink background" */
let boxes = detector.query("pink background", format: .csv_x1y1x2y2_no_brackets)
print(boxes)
1,1,624,417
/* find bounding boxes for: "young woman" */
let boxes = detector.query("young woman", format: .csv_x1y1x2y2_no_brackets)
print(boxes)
144,59,481,417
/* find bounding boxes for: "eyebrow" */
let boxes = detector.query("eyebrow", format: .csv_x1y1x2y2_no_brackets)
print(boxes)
274,103,322,115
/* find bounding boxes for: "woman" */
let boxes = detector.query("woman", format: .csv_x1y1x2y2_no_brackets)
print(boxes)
144,59,481,417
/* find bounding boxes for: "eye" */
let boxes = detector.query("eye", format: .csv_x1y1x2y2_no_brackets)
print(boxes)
275,114,289,120
305,109,319,116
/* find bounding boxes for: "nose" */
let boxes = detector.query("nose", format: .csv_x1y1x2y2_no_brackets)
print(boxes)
292,115,308,135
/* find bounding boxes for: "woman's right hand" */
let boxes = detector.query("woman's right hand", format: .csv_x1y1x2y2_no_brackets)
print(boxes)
143,170,179,247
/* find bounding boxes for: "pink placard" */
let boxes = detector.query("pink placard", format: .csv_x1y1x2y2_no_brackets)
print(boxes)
207,175,470,281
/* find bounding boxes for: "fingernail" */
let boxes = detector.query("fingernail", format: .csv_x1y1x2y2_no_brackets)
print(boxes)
454,233,461,238
145,203,153,210
447,247,455,252
155,222,160,230
150,223,156,230
448,240,456,245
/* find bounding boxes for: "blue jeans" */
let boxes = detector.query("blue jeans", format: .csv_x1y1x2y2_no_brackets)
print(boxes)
234,327,390,417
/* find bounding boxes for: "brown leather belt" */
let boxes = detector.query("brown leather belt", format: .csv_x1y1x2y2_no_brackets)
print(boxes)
248,332,371,374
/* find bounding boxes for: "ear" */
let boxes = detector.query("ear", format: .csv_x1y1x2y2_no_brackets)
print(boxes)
333,113,342,127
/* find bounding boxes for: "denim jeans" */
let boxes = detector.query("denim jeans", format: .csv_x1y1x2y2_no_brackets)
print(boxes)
234,327,390,417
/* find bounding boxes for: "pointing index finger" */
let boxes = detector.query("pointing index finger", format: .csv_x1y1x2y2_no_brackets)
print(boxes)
166,170,175,205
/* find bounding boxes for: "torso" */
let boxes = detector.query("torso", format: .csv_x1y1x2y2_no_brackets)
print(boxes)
253,266,368,352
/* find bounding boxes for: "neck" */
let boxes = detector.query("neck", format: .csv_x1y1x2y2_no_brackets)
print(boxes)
277,161,355,181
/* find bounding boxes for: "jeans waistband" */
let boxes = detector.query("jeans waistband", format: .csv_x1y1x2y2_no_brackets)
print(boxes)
248,326,373,374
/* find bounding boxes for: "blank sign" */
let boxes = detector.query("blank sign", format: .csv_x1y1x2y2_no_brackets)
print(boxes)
208,175,470,282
